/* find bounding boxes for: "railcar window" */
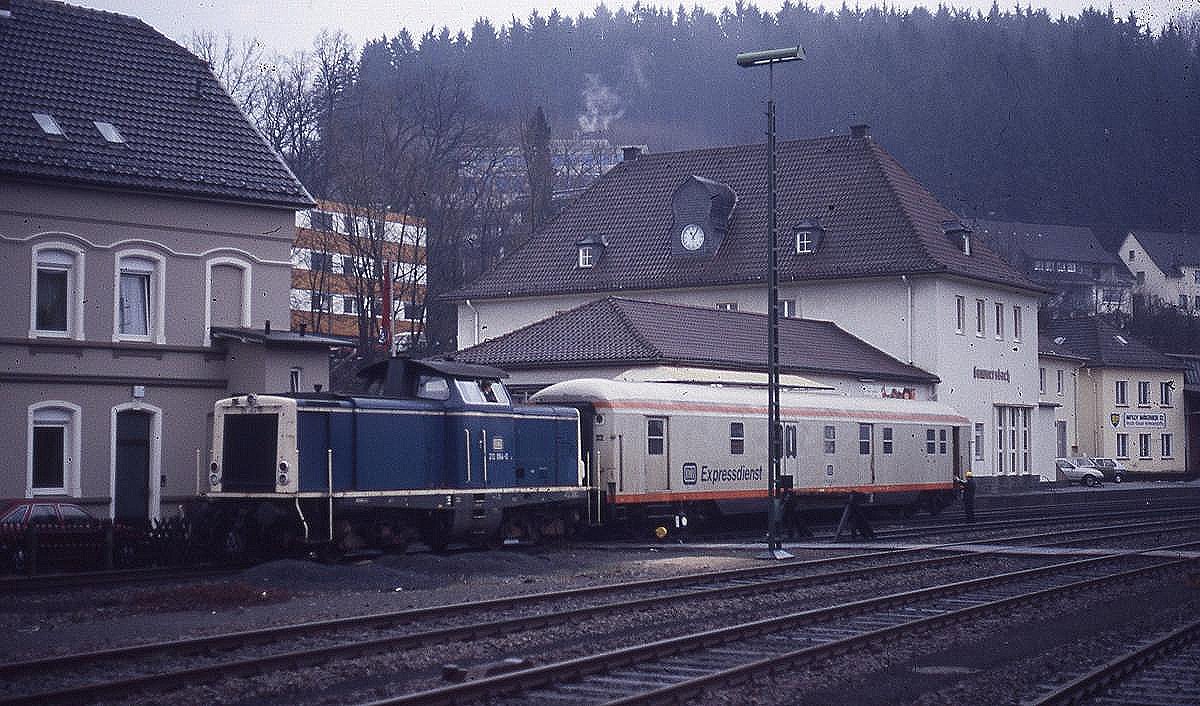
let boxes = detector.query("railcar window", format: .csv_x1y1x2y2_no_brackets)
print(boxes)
925,429,936,454
939,429,948,454
858,424,871,455
416,375,450,400
823,425,836,454
784,426,797,458
882,427,893,454
730,422,745,455
647,418,665,455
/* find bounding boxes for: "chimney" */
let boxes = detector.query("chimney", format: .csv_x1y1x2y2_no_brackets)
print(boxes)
264,319,271,335
621,145,642,162
0,0,11,18
850,124,870,139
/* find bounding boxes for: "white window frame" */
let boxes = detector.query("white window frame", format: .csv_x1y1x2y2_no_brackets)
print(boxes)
112,249,166,344
1138,433,1151,459
975,299,985,336
1137,381,1151,406
27,401,82,497
1161,433,1173,458
578,246,595,268
1057,369,1064,395
1116,432,1128,459
779,299,796,318
1039,367,1046,394
954,295,965,334
30,242,85,340
1160,381,1172,406
1115,380,1128,406
795,230,814,254
973,422,984,461
994,301,1004,339
108,402,163,522
203,257,252,345
1012,306,1022,341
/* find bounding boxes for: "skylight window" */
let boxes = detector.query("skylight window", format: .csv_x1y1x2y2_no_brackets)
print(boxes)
93,121,125,144
32,113,64,136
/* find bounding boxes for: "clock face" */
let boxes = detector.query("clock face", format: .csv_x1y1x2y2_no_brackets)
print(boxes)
680,223,705,251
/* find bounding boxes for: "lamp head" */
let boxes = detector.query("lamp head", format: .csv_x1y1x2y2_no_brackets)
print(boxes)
736,46,805,67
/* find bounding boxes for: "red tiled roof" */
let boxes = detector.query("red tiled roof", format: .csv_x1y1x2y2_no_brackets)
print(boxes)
452,297,938,383
449,132,1036,300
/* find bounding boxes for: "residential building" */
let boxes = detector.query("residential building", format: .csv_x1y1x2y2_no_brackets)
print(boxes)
972,220,1132,316
1044,318,1188,473
1120,230,1200,312
0,0,339,521
450,126,1047,485
290,201,426,350
450,297,940,400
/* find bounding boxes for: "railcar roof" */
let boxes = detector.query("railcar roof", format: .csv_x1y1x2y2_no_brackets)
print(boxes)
532,378,969,423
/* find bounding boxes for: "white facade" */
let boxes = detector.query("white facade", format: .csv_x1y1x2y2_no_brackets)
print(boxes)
1037,355,1085,470
1120,232,1200,311
458,272,1044,478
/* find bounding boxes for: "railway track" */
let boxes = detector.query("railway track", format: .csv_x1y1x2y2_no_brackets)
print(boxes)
3,518,1199,705
370,543,1200,706
0,564,245,593
1029,617,1200,705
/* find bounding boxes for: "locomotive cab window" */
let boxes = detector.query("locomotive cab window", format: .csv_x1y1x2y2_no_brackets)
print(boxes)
416,375,450,401
455,379,510,405
730,422,745,455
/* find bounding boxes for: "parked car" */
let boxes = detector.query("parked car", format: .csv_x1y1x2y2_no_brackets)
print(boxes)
0,499,133,573
1054,458,1104,487
1090,458,1129,483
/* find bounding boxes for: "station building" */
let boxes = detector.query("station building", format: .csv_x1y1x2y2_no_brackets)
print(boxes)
0,0,338,521
449,127,1048,487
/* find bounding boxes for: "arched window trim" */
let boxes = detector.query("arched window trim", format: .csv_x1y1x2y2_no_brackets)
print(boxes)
203,256,252,345
112,248,167,344
29,242,86,340
27,401,82,497
108,402,163,522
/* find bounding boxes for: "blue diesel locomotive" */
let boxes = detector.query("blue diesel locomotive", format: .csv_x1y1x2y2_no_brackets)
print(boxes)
196,359,587,555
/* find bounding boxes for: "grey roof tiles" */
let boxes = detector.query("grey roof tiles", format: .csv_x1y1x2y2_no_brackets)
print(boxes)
452,297,939,383
0,0,312,207
1042,318,1187,371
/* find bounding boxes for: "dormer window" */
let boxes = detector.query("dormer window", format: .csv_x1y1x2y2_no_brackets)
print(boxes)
575,234,607,269
32,113,64,136
793,218,824,255
942,219,973,255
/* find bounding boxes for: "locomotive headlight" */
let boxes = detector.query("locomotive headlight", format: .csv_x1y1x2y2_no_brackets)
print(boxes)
209,472,220,487
278,473,289,486
277,461,290,487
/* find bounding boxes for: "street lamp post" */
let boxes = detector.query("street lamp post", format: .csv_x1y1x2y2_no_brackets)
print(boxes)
737,45,804,560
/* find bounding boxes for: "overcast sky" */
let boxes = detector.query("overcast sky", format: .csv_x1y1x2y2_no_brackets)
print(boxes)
73,0,1193,55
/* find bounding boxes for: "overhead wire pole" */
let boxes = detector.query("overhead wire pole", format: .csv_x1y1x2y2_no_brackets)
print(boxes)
737,45,804,561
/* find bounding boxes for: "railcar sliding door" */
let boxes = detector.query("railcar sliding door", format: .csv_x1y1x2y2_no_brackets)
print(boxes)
645,416,669,491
